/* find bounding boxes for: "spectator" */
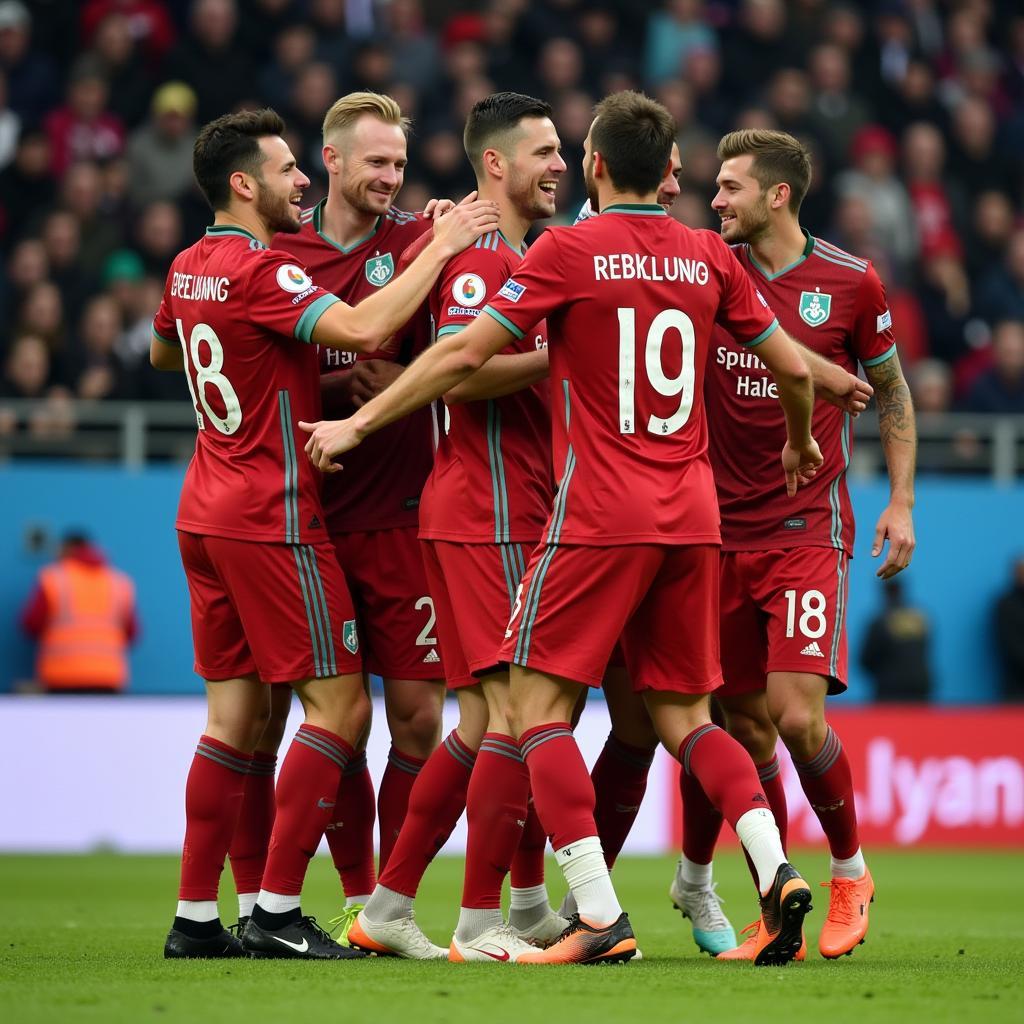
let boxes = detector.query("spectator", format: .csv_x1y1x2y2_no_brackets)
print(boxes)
87,11,154,129
644,0,717,86
0,332,75,441
39,209,92,327
19,530,139,694
881,58,949,137
0,234,46,327
43,58,124,177
975,230,1024,325
0,0,59,127
947,97,1018,203
16,280,66,356
720,0,801,103
764,67,815,141
859,578,933,701
963,319,1024,414
126,81,197,208
381,0,440,95
909,358,953,415
994,556,1024,702
61,160,123,271
916,240,972,365
133,199,182,279
258,23,315,114
967,190,1016,288
0,67,20,169
79,0,175,64
807,42,870,165
71,293,132,401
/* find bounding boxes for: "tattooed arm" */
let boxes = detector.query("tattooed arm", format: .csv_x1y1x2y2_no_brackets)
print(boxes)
864,351,917,578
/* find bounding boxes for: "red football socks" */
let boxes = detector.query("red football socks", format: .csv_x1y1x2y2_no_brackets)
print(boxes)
461,734,531,910
377,730,476,898
228,750,277,898
324,750,377,899
377,746,427,873
520,722,597,851
792,726,860,859
679,760,723,866
591,732,656,867
179,735,250,901
678,724,771,827
510,797,547,889
261,724,353,896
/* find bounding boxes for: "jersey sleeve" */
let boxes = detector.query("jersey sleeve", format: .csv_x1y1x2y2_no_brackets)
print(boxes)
481,229,565,341
151,271,178,346
852,264,898,367
245,250,341,344
435,245,510,340
711,236,779,348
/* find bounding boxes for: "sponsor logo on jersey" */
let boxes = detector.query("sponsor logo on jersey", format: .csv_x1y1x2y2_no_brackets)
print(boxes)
343,619,359,654
447,306,481,318
782,517,807,530
755,288,769,307
498,278,525,302
277,264,313,293
800,641,825,657
422,649,441,664
877,309,892,332
452,273,485,307
365,253,395,286
799,289,831,327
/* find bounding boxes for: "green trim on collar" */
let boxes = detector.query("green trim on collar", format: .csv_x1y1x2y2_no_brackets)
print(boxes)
312,199,381,254
497,229,527,256
206,225,264,246
746,229,815,281
603,203,667,216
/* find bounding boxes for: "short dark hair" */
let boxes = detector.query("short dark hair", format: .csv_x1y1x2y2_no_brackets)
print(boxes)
193,108,287,211
591,91,675,195
717,129,812,213
464,92,553,176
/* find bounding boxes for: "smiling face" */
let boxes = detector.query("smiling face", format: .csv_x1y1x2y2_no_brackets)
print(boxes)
657,143,683,211
251,135,309,234
712,153,772,244
503,116,565,221
329,114,408,217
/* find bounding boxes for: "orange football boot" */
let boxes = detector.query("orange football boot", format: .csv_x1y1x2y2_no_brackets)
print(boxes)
753,863,813,966
819,870,874,959
516,913,637,965
716,919,806,962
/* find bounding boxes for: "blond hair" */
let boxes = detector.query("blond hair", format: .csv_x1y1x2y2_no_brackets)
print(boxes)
717,129,812,213
322,92,411,146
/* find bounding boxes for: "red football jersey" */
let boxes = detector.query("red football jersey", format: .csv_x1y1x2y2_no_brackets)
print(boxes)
705,233,896,555
399,229,553,544
273,202,434,533
483,204,779,545
152,225,340,544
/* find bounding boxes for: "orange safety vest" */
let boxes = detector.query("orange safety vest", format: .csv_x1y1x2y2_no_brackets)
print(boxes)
36,561,134,691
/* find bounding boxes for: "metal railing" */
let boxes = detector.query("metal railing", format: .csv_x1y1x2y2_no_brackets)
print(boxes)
1,398,1023,480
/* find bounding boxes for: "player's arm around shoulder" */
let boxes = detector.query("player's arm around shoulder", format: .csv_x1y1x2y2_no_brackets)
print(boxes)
797,343,874,416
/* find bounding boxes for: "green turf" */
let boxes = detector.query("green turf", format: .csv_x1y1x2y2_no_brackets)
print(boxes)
1,851,1021,1024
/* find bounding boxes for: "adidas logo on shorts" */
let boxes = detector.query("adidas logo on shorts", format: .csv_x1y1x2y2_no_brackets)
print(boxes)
422,649,441,664
800,641,825,658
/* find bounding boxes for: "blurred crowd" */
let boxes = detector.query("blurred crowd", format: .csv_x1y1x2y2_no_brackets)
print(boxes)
1,0,1023,434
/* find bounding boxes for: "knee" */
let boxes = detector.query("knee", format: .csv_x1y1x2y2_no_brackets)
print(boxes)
389,699,443,757
207,707,267,753
773,704,825,759
725,710,777,763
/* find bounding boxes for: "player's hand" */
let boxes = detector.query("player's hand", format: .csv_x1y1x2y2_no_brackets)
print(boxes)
872,500,915,579
298,417,363,473
423,197,456,219
782,437,823,497
348,359,403,408
818,371,874,417
432,190,500,256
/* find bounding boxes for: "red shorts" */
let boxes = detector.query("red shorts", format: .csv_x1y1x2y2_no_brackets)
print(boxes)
421,539,533,690
499,543,722,694
330,527,444,680
178,532,361,684
717,547,850,697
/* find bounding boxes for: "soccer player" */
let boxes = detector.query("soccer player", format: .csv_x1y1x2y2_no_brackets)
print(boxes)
672,128,917,961
301,91,823,967
244,92,450,932
153,108,497,959
345,91,564,963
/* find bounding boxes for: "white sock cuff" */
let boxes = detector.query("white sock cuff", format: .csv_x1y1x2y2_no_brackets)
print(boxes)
237,892,258,918
346,894,372,907
555,836,608,888
679,855,713,888
830,848,866,879
509,883,549,910
256,890,302,914
176,899,219,922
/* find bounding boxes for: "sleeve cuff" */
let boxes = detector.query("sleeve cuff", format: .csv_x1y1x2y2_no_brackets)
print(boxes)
436,324,468,338
742,319,779,348
151,325,177,347
295,293,341,344
482,305,525,339
861,343,897,368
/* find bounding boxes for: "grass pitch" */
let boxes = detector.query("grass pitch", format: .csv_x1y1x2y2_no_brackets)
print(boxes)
1,851,1021,1024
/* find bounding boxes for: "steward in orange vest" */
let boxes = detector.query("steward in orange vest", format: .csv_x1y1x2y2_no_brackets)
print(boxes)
20,533,139,693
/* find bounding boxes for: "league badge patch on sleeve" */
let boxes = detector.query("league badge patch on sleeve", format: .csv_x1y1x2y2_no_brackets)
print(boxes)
452,273,485,307
497,278,525,303
877,309,892,332
276,264,313,293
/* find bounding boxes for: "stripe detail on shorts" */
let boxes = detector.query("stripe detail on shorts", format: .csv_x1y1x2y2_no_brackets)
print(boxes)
294,725,350,770
196,740,251,774
278,389,300,544
480,734,525,762
520,724,573,759
292,544,338,677
499,542,528,611
486,400,512,543
792,726,841,777
829,552,848,679
682,724,719,776
513,542,560,665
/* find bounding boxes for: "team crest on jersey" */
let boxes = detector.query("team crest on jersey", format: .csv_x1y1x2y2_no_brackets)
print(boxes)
452,273,485,307
799,289,831,327
365,253,395,287
342,619,359,654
